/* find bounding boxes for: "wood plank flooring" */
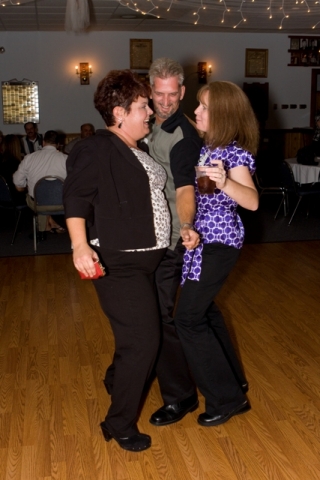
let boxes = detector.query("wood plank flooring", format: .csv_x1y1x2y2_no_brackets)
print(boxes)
0,241,320,480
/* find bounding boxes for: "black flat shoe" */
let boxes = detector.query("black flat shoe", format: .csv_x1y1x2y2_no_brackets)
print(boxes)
198,400,251,427
103,380,112,395
100,422,151,452
149,393,199,426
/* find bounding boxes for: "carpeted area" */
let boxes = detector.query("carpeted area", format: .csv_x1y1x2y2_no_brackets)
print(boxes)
0,209,72,257
240,193,320,244
1,194,320,258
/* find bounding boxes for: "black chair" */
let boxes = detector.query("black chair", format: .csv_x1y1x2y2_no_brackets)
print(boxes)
32,176,65,252
254,171,287,219
0,175,28,245
277,160,320,225
254,144,287,219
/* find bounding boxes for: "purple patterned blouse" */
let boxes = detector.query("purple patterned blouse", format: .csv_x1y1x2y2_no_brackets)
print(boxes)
181,141,256,285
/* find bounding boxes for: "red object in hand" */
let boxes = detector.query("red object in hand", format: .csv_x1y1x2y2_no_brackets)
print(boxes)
78,260,106,280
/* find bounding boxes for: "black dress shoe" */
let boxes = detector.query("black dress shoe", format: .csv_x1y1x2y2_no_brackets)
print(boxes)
150,393,198,426
241,382,249,393
103,379,112,395
100,421,151,452
198,400,251,427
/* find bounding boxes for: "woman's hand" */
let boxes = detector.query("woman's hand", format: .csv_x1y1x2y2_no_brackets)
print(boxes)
206,159,227,190
66,218,100,278
73,243,99,278
206,161,258,211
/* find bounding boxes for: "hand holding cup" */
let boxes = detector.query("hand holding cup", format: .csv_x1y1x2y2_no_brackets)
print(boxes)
205,160,227,191
195,160,226,194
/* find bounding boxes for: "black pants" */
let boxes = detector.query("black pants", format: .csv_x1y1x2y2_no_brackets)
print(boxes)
154,240,196,404
174,243,247,415
93,248,165,437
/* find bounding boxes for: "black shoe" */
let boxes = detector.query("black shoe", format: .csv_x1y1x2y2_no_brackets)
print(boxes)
150,393,199,426
103,380,112,395
198,400,251,427
100,422,151,452
241,382,249,393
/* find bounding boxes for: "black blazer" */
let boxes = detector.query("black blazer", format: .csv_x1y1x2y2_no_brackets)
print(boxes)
63,129,156,250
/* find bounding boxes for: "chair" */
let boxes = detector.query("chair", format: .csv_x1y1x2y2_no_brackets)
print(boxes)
277,160,320,225
254,171,287,219
33,176,65,252
0,175,28,245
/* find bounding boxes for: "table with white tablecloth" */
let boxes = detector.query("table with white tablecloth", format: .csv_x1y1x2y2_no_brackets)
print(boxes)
286,158,320,184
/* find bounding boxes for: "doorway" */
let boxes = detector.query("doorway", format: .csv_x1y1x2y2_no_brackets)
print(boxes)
310,68,320,127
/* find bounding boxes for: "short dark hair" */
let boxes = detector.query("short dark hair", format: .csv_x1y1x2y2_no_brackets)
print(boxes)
24,122,37,130
80,123,95,132
94,70,151,126
44,130,59,145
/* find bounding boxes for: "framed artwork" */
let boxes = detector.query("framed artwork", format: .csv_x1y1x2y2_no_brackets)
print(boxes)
290,38,300,50
2,79,39,124
130,39,153,70
245,49,268,78
300,38,308,49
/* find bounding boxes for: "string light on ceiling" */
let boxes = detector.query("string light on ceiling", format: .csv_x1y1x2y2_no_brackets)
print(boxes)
0,0,37,5
117,0,320,31
219,0,230,24
119,0,160,18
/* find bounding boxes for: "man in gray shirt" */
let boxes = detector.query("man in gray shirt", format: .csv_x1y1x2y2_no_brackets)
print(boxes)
146,58,202,425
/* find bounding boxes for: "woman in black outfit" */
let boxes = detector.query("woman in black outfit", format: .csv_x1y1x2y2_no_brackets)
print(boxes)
63,70,170,452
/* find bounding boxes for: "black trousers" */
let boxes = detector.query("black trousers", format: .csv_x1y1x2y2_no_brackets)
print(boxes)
93,248,165,437
154,240,196,404
174,243,247,415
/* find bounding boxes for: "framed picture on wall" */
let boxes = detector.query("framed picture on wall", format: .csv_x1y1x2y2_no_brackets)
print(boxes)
290,38,300,50
245,49,268,78
130,39,153,70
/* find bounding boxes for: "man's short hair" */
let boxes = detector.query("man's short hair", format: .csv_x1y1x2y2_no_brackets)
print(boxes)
24,122,37,130
148,58,184,87
80,123,95,132
44,130,59,145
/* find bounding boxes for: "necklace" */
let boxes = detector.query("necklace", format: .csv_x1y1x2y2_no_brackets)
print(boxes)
198,149,211,166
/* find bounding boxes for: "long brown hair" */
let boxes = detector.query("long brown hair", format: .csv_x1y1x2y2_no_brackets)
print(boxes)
3,134,22,161
197,81,259,155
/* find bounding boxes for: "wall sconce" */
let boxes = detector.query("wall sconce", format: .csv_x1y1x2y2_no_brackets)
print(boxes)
75,62,92,85
197,62,207,84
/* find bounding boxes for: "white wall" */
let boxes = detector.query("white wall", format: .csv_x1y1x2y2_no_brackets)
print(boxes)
0,30,315,134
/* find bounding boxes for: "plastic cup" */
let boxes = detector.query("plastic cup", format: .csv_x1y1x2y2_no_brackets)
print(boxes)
195,166,217,194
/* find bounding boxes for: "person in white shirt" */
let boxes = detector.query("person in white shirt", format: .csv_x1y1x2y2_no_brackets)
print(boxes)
13,130,67,238
21,122,43,156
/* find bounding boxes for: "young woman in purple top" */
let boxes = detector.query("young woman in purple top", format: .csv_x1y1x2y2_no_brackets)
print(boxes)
175,81,259,427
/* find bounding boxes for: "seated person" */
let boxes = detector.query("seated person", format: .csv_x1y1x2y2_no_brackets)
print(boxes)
21,122,43,156
63,123,95,154
0,134,26,204
13,130,67,239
